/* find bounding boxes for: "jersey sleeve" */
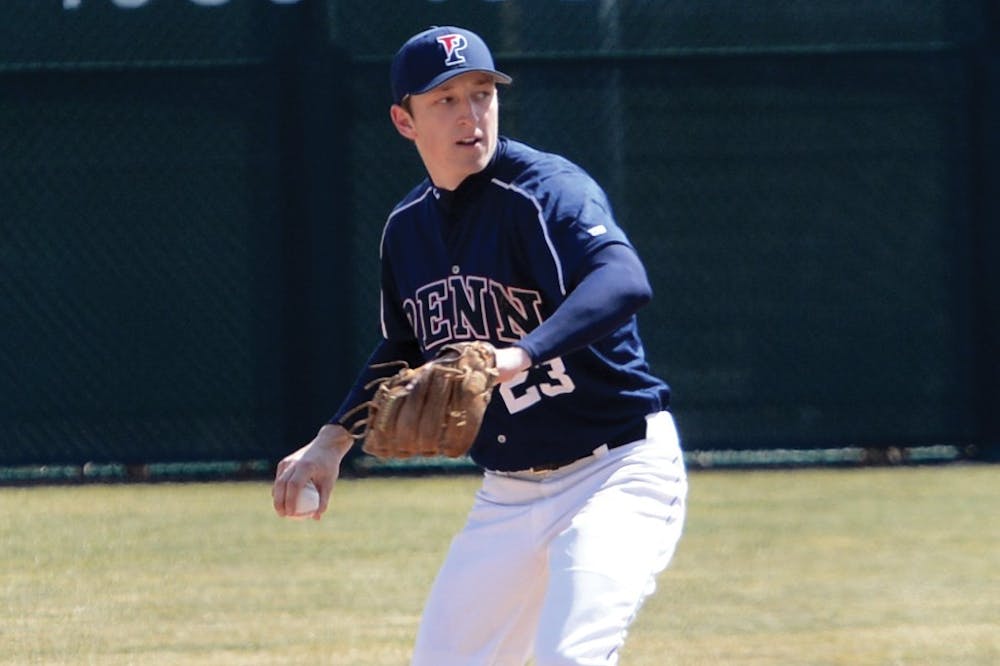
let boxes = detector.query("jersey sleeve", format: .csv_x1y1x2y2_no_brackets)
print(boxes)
511,163,652,363
515,243,652,364
542,172,633,291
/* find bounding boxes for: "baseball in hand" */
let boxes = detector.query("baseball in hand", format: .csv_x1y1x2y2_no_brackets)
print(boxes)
289,481,320,520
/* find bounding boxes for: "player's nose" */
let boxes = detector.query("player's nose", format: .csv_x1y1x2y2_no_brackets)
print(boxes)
457,94,481,123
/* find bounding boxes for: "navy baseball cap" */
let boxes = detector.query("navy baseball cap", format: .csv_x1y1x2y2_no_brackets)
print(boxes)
391,26,512,104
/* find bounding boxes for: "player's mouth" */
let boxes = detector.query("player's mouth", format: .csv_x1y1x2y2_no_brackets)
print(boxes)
457,136,482,147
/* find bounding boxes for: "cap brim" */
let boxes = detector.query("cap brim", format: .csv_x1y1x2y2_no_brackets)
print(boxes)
410,68,513,97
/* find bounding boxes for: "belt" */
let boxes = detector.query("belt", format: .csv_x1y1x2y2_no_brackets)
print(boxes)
527,420,648,472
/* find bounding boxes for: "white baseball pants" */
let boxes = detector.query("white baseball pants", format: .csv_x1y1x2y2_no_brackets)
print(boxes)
411,411,688,666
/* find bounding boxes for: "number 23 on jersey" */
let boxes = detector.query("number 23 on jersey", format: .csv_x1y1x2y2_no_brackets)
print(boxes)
499,357,576,414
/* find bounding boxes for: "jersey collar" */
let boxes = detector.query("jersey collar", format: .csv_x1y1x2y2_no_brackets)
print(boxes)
432,137,508,216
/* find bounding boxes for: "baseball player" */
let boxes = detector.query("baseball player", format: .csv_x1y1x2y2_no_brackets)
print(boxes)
272,26,688,665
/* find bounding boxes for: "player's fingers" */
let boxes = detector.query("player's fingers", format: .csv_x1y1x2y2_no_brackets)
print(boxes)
271,477,290,516
272,465,306,516
271,460,290,513
281,477,306,517
313,478,335,520
274,458,291,481
494,346,531,384
272,450,310,514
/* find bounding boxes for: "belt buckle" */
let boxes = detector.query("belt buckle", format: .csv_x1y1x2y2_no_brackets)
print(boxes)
528,460,566,473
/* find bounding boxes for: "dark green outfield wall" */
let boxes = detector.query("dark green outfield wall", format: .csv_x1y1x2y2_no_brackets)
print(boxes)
2,1,997,465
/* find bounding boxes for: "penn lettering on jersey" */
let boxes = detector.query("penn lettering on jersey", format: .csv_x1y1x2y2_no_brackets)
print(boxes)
377,137,670,472
403,275,544,350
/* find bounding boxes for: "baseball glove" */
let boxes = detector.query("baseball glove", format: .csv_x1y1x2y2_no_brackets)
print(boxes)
347,341,499,459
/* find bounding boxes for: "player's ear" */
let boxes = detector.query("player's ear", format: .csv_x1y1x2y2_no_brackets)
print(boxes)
390,104,417,140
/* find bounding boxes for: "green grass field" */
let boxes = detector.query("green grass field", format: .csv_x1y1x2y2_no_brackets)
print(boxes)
1,465,997,665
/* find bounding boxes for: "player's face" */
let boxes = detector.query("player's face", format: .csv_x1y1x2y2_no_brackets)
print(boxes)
391,72,500,190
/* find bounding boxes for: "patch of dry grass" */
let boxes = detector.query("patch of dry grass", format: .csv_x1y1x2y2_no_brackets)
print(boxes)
1,465,997,665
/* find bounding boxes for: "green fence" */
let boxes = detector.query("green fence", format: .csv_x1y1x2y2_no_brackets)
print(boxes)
1,0,997,468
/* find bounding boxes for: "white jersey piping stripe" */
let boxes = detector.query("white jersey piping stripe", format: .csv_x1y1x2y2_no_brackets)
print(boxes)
490,177,567,296
379,186,435,338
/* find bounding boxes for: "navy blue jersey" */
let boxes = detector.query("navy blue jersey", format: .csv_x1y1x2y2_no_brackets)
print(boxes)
376,137,670,471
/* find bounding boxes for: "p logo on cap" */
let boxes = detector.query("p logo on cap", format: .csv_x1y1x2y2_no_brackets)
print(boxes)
391,26,512,104
436,34,469,66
